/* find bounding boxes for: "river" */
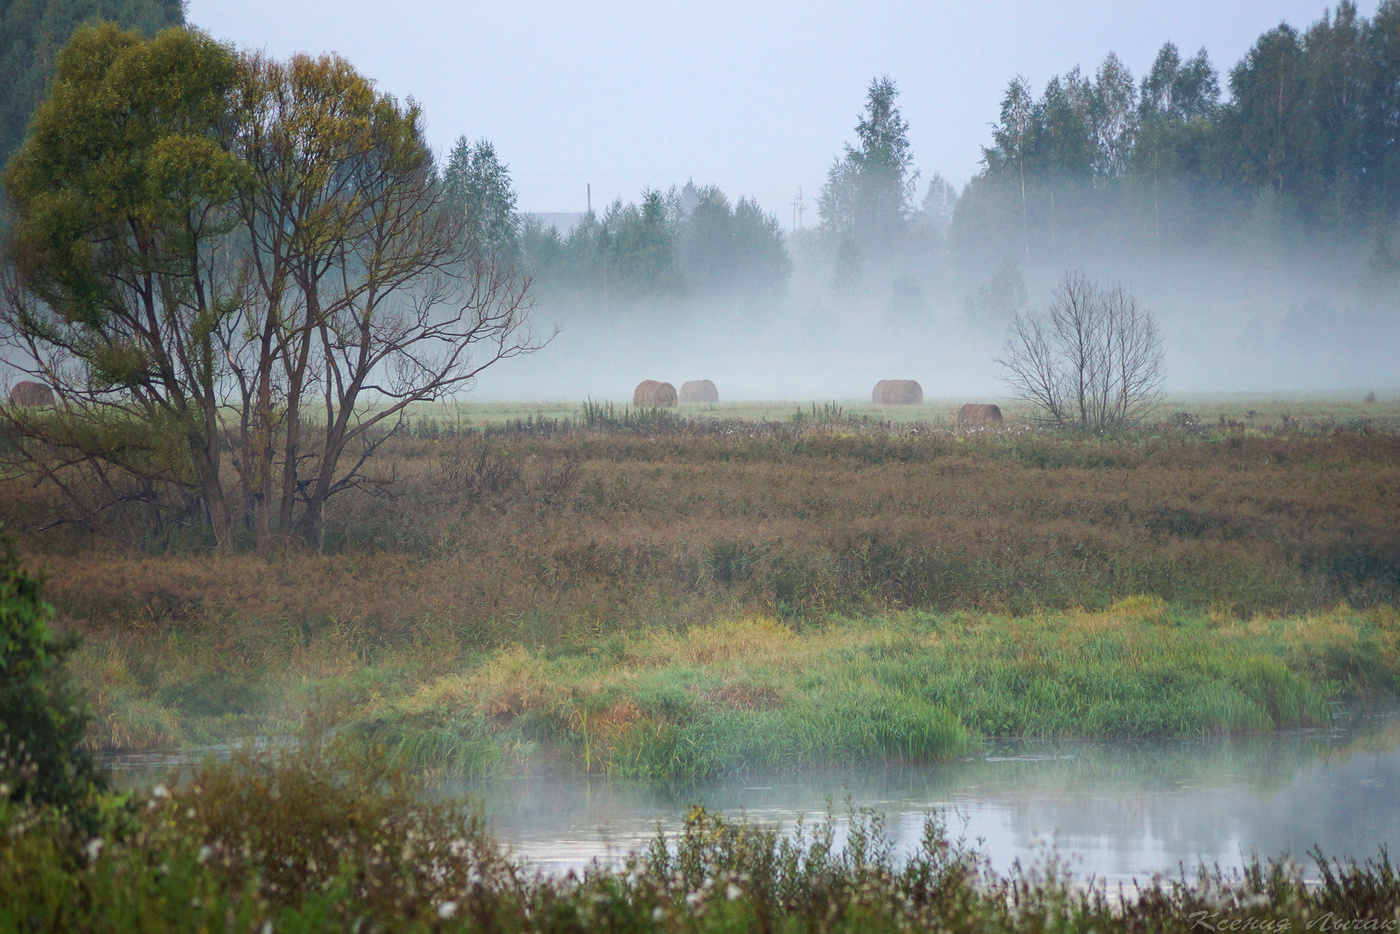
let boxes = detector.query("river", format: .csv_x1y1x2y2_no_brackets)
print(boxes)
105,704,1400,884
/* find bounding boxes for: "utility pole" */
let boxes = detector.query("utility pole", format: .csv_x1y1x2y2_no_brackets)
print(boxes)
587,183,591,214
791,187,805,232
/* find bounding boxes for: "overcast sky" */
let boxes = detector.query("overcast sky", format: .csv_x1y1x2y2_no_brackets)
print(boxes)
187,1,1377,226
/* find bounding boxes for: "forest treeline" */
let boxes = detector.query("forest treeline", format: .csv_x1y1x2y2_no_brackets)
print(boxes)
4,0,1400,302
459,0,1400,304
961,0,1400,263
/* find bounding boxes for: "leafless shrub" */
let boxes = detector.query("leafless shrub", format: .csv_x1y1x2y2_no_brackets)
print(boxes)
997,271,1164,430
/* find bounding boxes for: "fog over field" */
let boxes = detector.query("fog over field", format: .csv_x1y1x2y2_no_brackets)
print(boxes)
181,0,1398,402
468,234,1398,402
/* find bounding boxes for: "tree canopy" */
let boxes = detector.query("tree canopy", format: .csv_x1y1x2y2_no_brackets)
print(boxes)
818,76,919,249
0,0,183,171
1,24,538,555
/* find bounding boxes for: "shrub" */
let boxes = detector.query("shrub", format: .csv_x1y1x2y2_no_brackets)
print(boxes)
0,542,104,811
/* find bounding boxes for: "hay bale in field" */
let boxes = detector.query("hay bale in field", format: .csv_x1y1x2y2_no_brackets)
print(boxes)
7,381,54,407
872,379,922,405
679,379,719,403
958,403,1003,428
632,380,677,408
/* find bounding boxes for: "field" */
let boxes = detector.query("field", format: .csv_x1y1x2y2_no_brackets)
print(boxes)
3,394,1397,777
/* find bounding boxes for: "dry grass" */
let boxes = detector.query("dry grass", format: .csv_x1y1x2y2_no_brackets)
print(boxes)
2,402,1397,758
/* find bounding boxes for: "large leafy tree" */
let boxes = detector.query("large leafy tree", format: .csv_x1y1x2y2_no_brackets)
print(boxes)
0,0,183,172
2,23,247,551
2,25,539,554
1224,25,1309,195
818,76,919,248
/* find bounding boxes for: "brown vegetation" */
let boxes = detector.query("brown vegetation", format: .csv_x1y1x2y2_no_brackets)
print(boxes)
873,379,923,404
633,380,678,407
6,380,53,406
5,409,1398,751
11,418,1396,641
958,403,1004,427
679,379,719,403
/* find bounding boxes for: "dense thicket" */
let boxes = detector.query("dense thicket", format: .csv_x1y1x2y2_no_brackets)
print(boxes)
0,0,183,170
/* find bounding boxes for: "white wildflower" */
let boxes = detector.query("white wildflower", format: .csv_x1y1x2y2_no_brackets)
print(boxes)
197,845,213,864
84,838,103,863
437,901,458,920
726,882,743,900
152,783,170,799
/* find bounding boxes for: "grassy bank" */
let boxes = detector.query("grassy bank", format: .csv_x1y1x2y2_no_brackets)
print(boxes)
70,601,1400,781
3,401,1398,766
4,745,1398,933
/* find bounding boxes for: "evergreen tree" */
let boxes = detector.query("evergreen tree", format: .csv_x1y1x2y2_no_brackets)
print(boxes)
818,76,919,247
441,136,521,259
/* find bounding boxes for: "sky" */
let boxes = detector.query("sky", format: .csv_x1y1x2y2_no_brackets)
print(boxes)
187,0,1378,228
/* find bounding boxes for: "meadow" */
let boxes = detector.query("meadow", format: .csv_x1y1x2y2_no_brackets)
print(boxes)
2,395,1397,777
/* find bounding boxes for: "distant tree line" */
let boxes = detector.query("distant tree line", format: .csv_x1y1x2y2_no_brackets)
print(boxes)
440,139,792,306
6,0,1400,317
958,0,1400,259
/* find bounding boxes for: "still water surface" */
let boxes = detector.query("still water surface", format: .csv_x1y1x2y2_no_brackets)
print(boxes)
107,707,1400,884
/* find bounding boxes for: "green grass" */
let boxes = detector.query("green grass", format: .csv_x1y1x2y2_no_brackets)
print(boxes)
338,601,1395,784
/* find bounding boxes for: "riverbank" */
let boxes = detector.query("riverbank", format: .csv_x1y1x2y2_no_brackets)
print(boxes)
4,401,1397,769
72,601,1400,781
5,743,1398,933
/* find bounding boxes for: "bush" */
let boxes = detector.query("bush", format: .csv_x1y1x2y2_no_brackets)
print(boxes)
0,542,104,810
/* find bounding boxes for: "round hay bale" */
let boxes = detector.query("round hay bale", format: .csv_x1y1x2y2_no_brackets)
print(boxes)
679,379,719,403
8,381,54,407
632,380,677,408
957,403,1004,428
873,379,922,405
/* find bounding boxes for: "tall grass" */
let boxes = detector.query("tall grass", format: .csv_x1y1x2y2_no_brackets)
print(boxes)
344,604,1388,783
3,405,1397,763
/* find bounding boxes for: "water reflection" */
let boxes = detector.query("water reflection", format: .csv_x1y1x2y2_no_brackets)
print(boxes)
449,709,1400,881
102,707,1400,884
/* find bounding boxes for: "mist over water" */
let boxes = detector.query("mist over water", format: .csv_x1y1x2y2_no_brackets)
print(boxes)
457,709,1400,881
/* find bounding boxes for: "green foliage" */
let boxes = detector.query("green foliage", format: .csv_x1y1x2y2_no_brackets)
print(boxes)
677,183,792,302
0,542,103,810
961,2,1400,254
441,135,520,258
0,0,183,172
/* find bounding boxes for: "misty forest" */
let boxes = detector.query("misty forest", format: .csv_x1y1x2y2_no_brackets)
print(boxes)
1,1,1399,932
